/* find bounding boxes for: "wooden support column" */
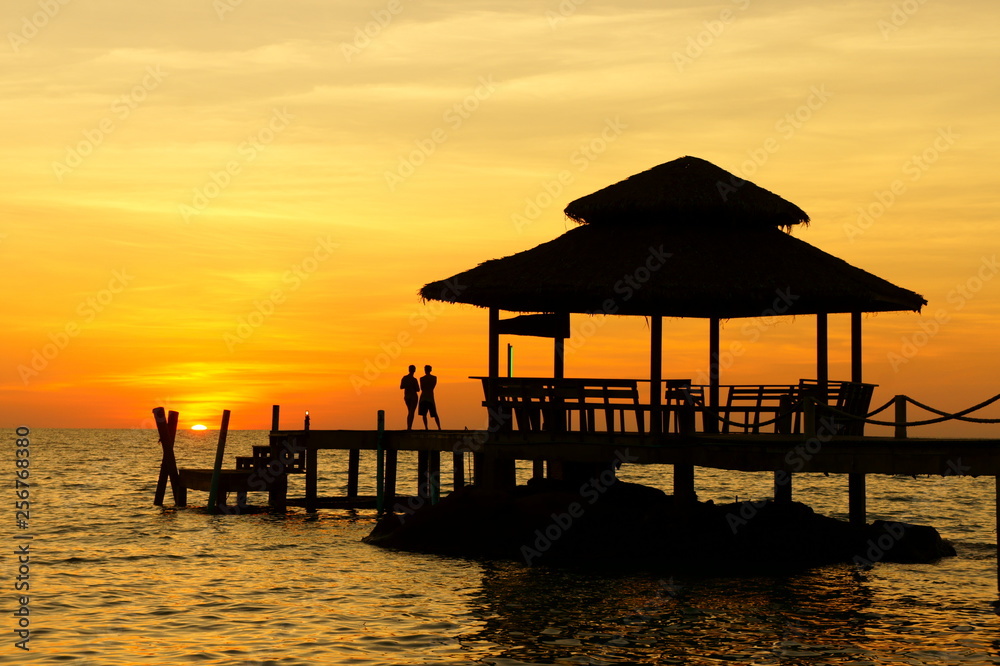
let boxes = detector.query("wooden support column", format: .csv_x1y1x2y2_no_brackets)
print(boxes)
429,450,441,504
650,315,662,435
418,450,430,499
774,471,791,504
532,460,545,481
996,476,1000,595
849,311,866,527
208,410,231,514
347,449,360,498
554,336,565,379
384,448,397,511
481,307,515,489
817,312,829,389
305,446,318,513
452,451,465,489
153,407,182,506
707,317,720,434
268,433,289,513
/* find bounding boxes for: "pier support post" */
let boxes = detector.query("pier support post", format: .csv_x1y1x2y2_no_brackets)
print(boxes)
452,451,465,489
429,450,441,504
208,410,231,515
268,434,289,513
305,445,318,513
153,407,183,506
996,476,1000,595
774,471,791,504
384,449,397,512
347,449,360,498
417,450,430,500
532,459,545,482
894,396,908,439
650,315,662,435
673,463,695,503
849,473,866,528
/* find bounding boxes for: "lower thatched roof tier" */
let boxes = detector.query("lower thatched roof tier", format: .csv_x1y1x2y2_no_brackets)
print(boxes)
420,225,925,318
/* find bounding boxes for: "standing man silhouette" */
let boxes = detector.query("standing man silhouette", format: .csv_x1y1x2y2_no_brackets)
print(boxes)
418,364,441,430
400,365,420,430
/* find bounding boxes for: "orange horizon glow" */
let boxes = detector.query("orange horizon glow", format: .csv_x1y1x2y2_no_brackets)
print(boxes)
2,3,998,437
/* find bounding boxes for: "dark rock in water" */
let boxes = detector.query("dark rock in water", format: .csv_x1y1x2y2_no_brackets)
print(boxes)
363,482,955,572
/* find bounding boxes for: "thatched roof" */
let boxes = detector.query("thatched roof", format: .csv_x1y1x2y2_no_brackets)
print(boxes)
420,225,925,318
564,156,810,229
420,157,925,318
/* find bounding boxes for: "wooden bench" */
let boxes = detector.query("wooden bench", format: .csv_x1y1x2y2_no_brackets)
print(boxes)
478,377,644,434
799,379,877,436
720,384,800,434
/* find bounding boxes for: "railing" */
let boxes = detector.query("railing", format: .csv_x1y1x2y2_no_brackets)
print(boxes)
476,376,1000,439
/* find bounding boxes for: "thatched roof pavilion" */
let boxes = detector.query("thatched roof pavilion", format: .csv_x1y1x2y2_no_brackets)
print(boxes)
421,156,925,318
420,156,925,454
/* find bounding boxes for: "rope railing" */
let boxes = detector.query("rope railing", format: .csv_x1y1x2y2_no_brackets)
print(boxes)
817,394,1000,427
693,393,1000,432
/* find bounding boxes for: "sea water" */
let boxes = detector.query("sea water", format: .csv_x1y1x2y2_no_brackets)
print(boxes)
6,428,1000,665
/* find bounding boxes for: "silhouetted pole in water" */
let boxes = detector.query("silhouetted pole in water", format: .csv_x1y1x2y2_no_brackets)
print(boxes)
208,410,231,514
376,410,385,513
153,407,182,506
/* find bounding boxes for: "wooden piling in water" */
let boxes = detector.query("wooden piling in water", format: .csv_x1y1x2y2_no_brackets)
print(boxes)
376,410,385,513
153,407,183,506
347,449,360,498
208,410,231,514
417,450,430,500
453,451,465,489
429,450,441,504
268,406,288,512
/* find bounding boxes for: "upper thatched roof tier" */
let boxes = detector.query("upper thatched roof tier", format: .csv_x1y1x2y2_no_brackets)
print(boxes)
564,156,810,229
420,225,925,318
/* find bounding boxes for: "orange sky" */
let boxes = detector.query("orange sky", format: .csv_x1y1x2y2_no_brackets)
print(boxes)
2,1,999,435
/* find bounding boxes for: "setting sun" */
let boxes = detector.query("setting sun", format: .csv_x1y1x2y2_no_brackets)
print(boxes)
191,424,207,431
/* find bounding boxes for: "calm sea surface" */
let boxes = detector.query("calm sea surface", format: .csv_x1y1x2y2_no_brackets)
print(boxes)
6,428,1000,665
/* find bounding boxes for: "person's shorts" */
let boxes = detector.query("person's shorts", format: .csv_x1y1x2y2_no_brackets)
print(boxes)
418,401,437,418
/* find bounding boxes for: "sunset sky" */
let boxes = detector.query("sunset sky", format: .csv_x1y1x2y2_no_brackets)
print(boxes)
3,0,998,434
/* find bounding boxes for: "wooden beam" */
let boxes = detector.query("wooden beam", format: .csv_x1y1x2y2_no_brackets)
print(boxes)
208,410,231,514
851,312,862,383
346,449,360,498
153,407,182,506
817,312,829,390
849,472,866,527
650,315,662,434
707,317,720,434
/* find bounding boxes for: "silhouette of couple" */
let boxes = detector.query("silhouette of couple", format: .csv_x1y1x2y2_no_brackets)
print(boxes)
400,364,441,430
